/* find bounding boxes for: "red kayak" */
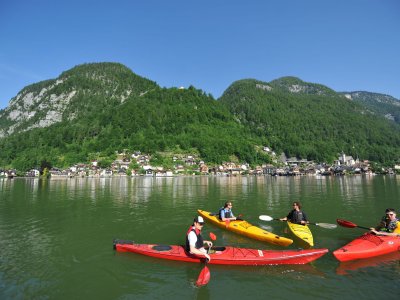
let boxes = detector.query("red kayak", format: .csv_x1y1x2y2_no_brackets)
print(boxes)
114,239,328,265
333,232,400,262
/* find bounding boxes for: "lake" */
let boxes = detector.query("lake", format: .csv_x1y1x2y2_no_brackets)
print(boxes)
1,175,399,299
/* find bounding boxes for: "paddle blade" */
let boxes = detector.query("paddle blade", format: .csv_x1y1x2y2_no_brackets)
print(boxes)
196,266,210,287
315,223,337,229
259,215,274,221
209,232,217,241
337,219,357,228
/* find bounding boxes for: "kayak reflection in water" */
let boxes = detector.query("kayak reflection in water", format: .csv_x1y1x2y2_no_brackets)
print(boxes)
280,201,309,225
186,216,213,261
370,208,400,236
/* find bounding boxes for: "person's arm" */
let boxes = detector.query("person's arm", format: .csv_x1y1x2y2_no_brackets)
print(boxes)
189,244,211,260
281,211,291,221
372,221,385,231
370,229,400,237
188,232,211,260
301,211,309,224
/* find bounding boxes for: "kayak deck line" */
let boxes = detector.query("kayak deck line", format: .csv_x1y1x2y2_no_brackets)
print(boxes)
359,233,385,245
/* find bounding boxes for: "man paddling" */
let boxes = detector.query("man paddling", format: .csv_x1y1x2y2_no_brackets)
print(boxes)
219,201,237,222
186,216,213,261
280,201,309,225
370,208,400,236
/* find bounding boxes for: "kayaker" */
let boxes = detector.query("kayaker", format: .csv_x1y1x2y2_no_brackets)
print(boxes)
186,216,213,261
280,201,309,225
370,208,400,236
219,201,237,222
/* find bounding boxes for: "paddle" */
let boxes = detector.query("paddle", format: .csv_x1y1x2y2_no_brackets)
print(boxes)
225,219,230,228
196,265,210,287
209,232,217,241
336,219,371,230
195,232,216,287
259,215,337,229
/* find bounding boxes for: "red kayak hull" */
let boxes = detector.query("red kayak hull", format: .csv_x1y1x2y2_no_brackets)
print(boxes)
333,233,400,262
114,240,328,265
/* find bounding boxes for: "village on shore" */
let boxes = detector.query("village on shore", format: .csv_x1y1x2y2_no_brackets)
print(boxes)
1,146,399,179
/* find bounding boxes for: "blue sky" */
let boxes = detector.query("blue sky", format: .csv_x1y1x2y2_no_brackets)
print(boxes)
0,0,399,109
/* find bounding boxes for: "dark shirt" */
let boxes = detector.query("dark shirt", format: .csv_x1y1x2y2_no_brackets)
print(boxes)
287,210,308,224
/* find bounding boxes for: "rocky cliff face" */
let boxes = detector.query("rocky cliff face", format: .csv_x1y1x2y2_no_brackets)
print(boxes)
0,62,157,138
0,79,77,137
341,91,400,124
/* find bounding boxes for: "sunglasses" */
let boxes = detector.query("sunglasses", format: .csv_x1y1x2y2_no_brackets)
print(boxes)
198,223,204,226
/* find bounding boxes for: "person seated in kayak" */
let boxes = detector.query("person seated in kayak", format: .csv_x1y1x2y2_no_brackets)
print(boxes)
219,201,237,222
280,201,309,225
370,208,400,236
186,216,213,261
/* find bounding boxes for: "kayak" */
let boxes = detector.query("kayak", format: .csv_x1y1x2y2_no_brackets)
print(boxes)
287,221,314,248
113,239,328,265
198,209,293,247
333,232,400,262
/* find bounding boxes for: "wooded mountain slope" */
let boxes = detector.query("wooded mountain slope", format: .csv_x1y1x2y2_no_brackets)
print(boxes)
219,78,400,163
0,63,399,170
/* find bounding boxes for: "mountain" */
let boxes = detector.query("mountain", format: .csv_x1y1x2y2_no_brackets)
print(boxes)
0,63,267,170
340,91,400,124
219,77,400,163
0,62,158,137
0,64,399,171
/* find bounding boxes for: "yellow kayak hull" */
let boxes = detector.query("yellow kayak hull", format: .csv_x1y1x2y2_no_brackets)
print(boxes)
198,209,293,247
287,221,314,248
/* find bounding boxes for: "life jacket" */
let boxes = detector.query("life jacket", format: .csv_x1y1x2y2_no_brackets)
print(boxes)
185,226,204,252
219,207,232,220
383,219,400,233
290,210,305,224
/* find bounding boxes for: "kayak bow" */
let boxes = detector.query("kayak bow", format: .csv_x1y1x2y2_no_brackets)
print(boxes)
333,232,400,262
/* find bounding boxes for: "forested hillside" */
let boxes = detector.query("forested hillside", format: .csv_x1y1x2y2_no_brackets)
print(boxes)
0,63,269,170
219,78,400,163
0,63,399,171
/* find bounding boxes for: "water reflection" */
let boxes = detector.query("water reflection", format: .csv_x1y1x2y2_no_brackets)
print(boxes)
1,175,400,299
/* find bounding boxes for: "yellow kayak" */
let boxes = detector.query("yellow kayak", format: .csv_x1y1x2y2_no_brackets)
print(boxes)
198,209,293,247
287,221,314,248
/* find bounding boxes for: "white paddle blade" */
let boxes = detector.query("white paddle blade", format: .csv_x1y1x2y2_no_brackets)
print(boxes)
316,223,337,229
259,215,274,221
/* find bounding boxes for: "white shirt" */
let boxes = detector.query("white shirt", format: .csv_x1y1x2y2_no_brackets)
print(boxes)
188,230,198,247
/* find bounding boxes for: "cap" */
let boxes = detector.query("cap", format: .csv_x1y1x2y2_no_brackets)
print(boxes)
194,216,205,224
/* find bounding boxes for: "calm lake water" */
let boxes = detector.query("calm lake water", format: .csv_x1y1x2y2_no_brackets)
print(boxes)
1,175,399,299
